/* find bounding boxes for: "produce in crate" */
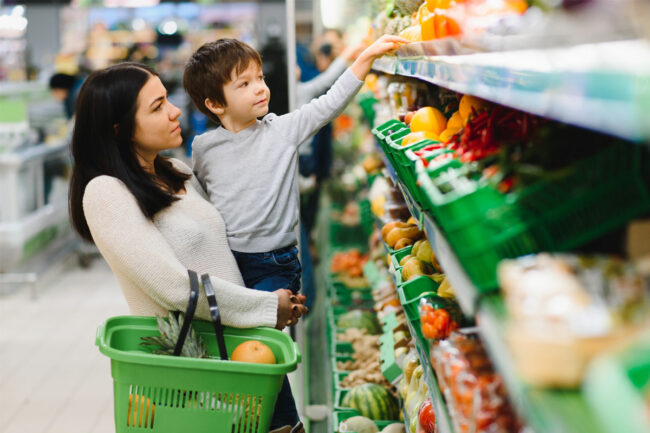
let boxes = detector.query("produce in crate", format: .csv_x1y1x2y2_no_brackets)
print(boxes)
231,340,276,364
381,221,424,249
420,301,460,340
395,0,425,15
338,415,379,433
139,312,207,358
401,257,437,282
337,327,395,389
332,249,371,288
499,254,650,387
381,424,405,433
418,398,436,433
409,107,447,136
342,383,401,421
431,330,521,433
337,309,382,335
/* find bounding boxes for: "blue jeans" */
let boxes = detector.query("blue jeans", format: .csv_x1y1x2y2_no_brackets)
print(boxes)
231,246,301,429
232,246,302,294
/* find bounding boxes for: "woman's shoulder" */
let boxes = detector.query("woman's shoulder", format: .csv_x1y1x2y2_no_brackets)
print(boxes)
83,175,134,210
168,157,192,175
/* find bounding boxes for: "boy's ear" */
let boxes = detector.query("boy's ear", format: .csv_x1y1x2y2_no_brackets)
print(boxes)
204,98,225,116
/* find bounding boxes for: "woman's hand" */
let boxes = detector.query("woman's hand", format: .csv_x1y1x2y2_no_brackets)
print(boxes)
274,289,309,329
350,35,409,81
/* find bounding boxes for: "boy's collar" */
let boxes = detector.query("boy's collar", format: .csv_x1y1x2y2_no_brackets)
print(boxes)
217,119,261,137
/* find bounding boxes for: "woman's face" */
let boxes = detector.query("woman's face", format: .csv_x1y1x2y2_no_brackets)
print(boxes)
132,75,182,160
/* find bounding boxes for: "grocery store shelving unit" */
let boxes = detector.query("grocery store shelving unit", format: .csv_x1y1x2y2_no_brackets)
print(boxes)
373,39,650,142
376,133,609,433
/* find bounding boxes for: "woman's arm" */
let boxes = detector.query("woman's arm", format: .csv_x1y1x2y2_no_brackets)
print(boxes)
82,175,278,328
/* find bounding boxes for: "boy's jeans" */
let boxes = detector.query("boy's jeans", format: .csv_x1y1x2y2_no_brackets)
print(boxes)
231,245,302,429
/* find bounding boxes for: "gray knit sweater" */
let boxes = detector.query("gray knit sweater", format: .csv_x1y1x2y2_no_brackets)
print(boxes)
192,68,363,253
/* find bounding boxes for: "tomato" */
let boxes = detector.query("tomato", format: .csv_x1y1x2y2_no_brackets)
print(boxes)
418,398,436,433
422,322,437,339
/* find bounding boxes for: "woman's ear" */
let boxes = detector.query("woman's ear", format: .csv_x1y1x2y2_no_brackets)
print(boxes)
113,123,119,135
204,98,225,116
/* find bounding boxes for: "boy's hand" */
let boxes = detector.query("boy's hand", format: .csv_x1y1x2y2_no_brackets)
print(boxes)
350,35,409,81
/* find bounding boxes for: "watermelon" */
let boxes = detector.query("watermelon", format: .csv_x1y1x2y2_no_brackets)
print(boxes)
336,310,381,335
341,383,400,421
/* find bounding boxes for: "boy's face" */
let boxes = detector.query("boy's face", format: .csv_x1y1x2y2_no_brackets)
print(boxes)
218,61,270,126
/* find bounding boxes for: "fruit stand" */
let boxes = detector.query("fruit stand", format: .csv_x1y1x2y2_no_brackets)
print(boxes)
318,4,650,429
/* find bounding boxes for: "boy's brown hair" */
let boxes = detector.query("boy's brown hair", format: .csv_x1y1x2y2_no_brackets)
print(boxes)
183,38,262,123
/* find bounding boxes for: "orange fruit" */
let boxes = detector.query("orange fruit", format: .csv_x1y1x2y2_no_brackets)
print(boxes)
399,25,422,42
401,131,439,146
231,340,276,364
409,107,447,135
458,95,490,122
447,111,463,130
439,127,461,143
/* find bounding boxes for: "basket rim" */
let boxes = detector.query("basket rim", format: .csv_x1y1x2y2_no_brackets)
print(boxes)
96,315,300,374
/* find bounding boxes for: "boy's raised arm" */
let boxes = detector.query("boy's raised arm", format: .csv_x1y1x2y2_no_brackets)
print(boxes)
273,35,408,146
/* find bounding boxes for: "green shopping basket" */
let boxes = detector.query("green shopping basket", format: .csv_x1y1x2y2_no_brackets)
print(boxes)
96,315,300,433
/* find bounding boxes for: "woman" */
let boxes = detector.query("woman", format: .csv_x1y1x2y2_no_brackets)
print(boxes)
69,62,307,330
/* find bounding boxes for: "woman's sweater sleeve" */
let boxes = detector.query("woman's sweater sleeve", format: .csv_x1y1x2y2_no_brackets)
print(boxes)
82,176,278,328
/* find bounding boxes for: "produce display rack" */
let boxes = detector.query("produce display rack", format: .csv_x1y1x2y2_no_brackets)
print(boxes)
375,130,608,433
373,39,650,143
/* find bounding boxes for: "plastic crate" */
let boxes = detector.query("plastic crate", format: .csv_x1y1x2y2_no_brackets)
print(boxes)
378,313,403,383
375,123,410,158
390,245,413,274
332,409,397,432
584,334,650,433
357,91,378,127
396,276,440,325
96,316,300,433
418,142,650,291
386,135,442,201
359,199,374,237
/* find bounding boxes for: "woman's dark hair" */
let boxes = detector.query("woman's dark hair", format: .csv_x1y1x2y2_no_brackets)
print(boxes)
69,62,190,242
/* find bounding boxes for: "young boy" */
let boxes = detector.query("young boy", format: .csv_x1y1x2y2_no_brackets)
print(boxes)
182,35,405,432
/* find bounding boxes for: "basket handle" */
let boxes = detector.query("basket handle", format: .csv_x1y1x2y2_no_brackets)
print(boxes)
173,270,200,356
201,273,229,361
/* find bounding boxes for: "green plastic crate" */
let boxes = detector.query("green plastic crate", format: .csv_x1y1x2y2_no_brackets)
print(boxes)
332,409,398,432
396,276,440,325
359,199,374,237
372,119,407,142
390,244,414,274
357,91,378,126
379,125,404,158
418,142,650,291
584,333,650,433
379,313,403,382
96,316,300,433
386,135,442,201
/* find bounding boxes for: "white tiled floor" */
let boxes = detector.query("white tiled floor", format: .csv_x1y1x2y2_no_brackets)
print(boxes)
0,257,128,433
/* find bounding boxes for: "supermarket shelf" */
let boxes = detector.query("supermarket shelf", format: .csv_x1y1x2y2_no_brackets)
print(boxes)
373,39,650,142
0,138,69,166
378,146,478,316
477,296,607,433
375,141,608,433
379,232,455,433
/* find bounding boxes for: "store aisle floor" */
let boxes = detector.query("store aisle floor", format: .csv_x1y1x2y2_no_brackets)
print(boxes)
0,257,128,433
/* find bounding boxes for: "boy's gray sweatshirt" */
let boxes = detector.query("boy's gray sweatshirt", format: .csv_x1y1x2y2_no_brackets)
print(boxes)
192,68,363,253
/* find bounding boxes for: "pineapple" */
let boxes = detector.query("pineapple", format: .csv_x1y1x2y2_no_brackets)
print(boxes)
140,312,207,358
395,0,424,15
